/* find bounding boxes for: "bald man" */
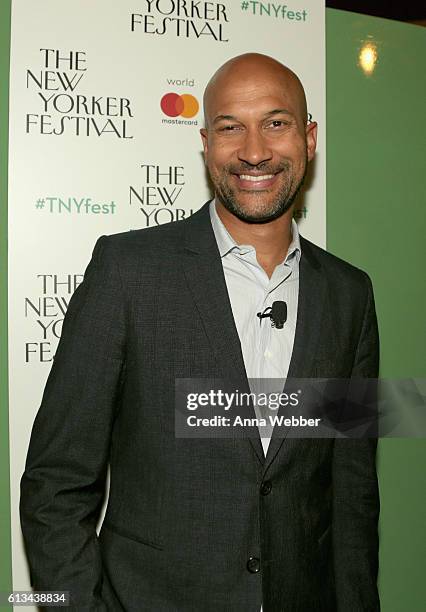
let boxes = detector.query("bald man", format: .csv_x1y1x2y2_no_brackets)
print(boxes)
21,54,380,611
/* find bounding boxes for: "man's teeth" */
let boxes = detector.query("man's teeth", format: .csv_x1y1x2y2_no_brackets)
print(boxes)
239,174,274,181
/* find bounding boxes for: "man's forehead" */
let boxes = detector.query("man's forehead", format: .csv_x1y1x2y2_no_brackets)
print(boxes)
206,80,301,121
214,73,297,96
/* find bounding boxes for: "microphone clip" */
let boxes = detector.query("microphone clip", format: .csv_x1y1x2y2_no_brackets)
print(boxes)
257,301,287,329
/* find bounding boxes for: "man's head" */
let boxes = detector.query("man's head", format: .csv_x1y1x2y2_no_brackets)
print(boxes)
200,53,317,223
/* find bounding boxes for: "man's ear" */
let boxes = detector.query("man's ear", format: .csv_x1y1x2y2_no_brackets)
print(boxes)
200,128,208,158
305,121,317,162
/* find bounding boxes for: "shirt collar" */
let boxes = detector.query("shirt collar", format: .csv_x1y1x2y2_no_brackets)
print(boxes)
209,199,302,264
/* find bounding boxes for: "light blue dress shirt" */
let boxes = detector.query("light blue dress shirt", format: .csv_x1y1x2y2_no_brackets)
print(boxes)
209,200,301,455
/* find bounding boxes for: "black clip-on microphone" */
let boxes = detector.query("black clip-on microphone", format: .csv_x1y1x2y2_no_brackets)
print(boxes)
257,300,287,329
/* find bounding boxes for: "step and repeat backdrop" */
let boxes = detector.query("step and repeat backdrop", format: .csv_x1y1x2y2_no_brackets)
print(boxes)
8,0,325,601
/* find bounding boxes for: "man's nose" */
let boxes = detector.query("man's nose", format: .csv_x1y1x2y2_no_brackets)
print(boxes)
237,129,273,166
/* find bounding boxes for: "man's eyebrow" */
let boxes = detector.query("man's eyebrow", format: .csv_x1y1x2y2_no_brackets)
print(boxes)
263,108,294,118
212,114,237,125
212,109,294,125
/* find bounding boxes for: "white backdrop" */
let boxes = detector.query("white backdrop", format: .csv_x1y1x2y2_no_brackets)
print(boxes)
8,0,326,604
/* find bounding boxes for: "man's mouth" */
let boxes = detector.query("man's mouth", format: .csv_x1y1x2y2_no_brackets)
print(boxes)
233,172,279,189
239,174,275,182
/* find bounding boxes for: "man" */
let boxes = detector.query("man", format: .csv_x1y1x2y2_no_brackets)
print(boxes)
21,53,380,611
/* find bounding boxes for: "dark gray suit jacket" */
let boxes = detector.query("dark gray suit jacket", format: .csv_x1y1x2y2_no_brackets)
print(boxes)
20,202,380,611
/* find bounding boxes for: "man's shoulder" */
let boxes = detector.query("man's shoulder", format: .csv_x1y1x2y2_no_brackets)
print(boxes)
99,202,209,256
300,235,372,289
103,217,186,250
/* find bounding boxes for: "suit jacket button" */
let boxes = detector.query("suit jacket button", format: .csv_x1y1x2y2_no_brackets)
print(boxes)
260,480,272,496
247,557,261,573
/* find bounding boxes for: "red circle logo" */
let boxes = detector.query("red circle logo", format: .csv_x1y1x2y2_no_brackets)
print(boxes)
160,93,199,118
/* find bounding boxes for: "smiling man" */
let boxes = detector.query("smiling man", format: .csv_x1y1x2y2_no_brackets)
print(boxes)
202,54,313,221
21,54,380,611
201,54,317,279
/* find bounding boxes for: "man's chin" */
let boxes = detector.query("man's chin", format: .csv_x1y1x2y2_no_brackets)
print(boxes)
234,210,285,224
222,201,288,224
217,193,291,224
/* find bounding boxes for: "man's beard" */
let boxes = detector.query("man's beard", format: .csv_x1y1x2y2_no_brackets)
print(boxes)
211,159,307,224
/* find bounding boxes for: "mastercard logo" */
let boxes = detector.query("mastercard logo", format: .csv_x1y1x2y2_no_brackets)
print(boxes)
160,93,199,118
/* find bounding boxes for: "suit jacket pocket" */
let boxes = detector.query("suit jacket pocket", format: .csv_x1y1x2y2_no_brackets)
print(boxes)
101,519,164,551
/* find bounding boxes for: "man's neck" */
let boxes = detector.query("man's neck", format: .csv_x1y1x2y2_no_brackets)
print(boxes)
215,200,294,278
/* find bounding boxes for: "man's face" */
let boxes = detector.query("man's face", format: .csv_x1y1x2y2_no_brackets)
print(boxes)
201,70,317,223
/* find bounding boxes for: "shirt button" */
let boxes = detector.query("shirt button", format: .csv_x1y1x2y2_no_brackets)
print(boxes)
247,557,261,573
260,480,272,496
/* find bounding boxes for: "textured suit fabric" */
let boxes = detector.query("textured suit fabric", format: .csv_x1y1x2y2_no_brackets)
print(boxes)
20,202,380,611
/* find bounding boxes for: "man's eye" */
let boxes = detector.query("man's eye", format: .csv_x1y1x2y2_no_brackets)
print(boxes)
219,125,241,132
267,120,289,128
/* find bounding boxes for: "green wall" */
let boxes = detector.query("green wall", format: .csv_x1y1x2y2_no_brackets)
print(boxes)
326,9,426,611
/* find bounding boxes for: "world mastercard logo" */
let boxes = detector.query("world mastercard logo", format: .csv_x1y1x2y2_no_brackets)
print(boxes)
160,93,199,118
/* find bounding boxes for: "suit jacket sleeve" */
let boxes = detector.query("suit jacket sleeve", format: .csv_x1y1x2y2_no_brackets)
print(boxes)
20,235,127,611
333,273,380,611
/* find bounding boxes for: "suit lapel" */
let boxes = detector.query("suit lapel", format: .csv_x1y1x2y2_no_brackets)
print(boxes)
180,202,265,464
264,238,327,471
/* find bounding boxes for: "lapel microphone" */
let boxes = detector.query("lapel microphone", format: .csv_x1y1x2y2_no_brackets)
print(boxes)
257,300,287,329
